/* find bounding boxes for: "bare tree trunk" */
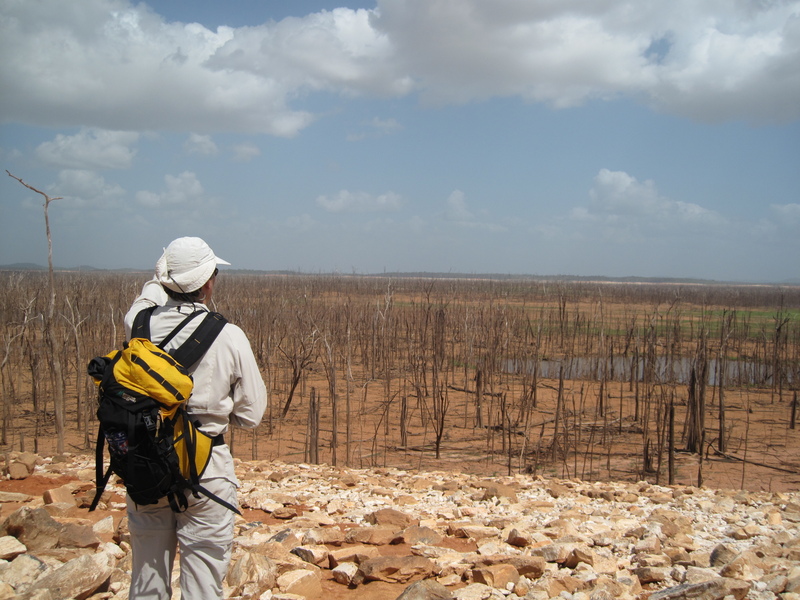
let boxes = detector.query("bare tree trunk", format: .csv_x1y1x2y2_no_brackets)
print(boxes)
64,298,89,447
306,387,319,464
668,398,675,485
7,171,65,454
475,368,484,428
1,301,34,445
551,365,564,462
685,349,708,455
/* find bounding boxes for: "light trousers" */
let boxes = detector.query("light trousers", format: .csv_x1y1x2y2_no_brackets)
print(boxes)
127,477,237,600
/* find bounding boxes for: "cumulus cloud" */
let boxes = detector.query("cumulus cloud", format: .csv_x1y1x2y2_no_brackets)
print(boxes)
441,189,507,232
135,171,205,207
184,134,218,156
1,0,797,134
0,1,313,135
316,190,403,212
569,168,726,241
51,169,126,209
373,0,800,121
771,203,800,223
444,190,474,221
347,116,402,141
35,129,139,169
590,168,724,225
232,142,261,162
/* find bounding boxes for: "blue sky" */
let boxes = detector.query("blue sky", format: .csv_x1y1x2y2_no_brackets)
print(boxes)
1,0,799,282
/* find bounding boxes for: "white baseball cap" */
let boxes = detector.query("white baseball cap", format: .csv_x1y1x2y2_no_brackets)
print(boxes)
155,237,230,293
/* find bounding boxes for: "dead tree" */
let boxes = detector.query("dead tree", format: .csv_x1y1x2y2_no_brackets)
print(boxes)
0,300,36,446
277,328,318,418
6,171,66,454
685,334,708,454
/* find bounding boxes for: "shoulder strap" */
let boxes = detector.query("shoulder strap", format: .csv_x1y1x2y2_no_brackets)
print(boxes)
172,311,228,368
132,307,227,368
132,306,203,345
131,305,158,339
158,310,205,350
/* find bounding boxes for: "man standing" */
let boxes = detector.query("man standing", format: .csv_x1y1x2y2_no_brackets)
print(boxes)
122,236,267,600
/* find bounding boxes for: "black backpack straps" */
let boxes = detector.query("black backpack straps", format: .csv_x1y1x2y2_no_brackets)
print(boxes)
131,307,225,368
89,429,112,512
171,311,228,369
193,482,241,515
131,305,158,339
132,306,206,349
158,310,205,349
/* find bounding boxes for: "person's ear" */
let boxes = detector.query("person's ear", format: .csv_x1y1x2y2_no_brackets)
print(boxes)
199,278,214,302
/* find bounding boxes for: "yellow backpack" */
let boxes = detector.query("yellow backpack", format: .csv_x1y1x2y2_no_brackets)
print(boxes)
87,307,237,513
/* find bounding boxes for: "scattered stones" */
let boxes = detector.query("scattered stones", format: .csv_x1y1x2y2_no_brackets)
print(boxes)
0,452,799,600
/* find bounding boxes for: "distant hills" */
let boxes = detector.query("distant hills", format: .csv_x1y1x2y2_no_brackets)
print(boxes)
0,263,147,273
2,263,798,286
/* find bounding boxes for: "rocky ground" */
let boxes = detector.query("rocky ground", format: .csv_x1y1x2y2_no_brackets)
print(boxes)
1,451,800,600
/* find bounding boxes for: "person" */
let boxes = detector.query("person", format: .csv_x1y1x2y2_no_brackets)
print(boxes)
122,236,267,600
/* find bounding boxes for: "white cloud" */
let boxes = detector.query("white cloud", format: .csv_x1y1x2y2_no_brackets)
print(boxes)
589,170,662,216
35,129,139,169
232,143,261,162
1,0,797,134
184,134,218,156
52,169,126,209
588,168,724,226
771,203,800,223
564,168,727,245
347,116,402,141
316,190,403,212
373,0,800,120
444,190,474,221
206,8,410,97
441,189,507,232
286,213,317,233
135,171,205,207
0,1,314,136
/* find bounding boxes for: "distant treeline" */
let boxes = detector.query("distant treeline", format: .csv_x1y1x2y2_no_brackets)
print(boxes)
3,263,797,287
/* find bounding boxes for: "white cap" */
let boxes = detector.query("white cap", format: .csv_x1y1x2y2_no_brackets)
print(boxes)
155,237,230,293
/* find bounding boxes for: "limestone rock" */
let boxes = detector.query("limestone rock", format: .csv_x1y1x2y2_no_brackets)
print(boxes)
0,553,48,590
6,461,31,480
366,507,416,528
328,544,381,567
452,582,506,599
22,551,113,600
345,524,399,545
0,491,33,503
355,555,435,585
276,568,322,598
393,525,444,546
480,482,518,503
42,484,77,506
396,578,454,600
227,551,278,597
472,563,519,589
648,577,751,600
290,544,329,567
332,561,360,585
1,507,62,551
0,535,26,560
302,526,345,546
